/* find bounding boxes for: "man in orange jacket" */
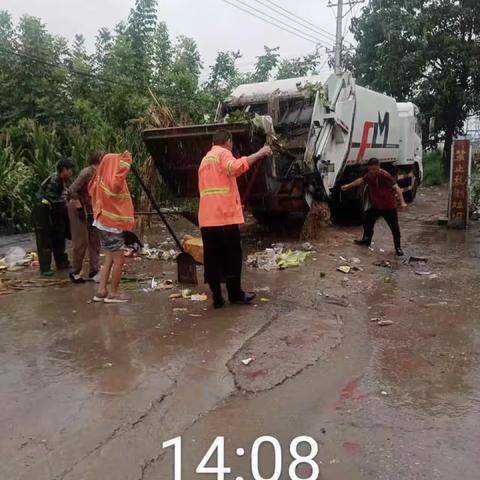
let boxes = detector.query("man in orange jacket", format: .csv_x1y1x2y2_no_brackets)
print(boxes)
89,151,135,303
198,129,272,308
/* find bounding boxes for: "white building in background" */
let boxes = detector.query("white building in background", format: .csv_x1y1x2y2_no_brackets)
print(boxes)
466,115,480,163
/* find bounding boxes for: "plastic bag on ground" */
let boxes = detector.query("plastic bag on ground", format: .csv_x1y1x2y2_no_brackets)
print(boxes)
4,247,27,268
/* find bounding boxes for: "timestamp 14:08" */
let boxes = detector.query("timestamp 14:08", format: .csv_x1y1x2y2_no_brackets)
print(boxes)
163,435,320,480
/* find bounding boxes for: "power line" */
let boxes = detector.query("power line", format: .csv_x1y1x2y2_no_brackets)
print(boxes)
221,0,329,47
259,0,336,40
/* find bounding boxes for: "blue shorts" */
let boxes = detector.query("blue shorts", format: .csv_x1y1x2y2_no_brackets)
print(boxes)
98,230,125,252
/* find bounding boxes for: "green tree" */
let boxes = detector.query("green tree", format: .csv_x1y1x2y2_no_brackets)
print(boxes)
152,21,171,87
68,34,94,100
350,0,480,164
11,15,70,125
276,49,323,80
246,46,280,83
0,11,17,127
206,50,242,104
166,36,204,122
126,0,158,90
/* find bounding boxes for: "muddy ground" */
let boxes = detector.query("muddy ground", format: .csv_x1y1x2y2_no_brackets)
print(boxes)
1,186,479,480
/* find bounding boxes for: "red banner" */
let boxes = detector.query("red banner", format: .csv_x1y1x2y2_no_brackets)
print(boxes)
448,139,471,228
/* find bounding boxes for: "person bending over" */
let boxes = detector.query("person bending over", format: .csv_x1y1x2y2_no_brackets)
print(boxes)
341,158,407,256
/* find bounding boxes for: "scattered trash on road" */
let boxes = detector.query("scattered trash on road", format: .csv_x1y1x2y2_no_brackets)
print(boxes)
408,256,428,263
377,320,394,326
302,242,314,251
0,277,69,295
370,317,393,326
140,245,179,261
337,265,351,274
247,246,311,270
241,357,255,366
190,294,208,302
181,289,192,298
374,260,392,268
150,278,174,291
415,270,433,276
169,293,182,299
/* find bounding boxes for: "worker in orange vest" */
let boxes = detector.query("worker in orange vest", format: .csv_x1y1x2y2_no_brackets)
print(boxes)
198,129,272,308
89,151,135,303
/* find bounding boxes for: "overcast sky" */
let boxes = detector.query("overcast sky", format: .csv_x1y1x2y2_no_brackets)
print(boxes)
2,0,360,79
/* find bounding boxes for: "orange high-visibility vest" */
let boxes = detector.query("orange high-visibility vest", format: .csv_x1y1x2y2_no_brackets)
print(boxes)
198,145,250,228
89,152,135,231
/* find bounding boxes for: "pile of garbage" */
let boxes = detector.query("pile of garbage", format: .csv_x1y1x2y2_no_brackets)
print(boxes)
0,247,37,272
247,244,312,271
139,244,179,261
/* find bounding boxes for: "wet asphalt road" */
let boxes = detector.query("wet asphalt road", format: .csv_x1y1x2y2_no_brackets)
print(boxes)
1,186,480,480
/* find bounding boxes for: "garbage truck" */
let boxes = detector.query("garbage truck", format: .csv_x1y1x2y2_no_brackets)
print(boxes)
142,71,423,223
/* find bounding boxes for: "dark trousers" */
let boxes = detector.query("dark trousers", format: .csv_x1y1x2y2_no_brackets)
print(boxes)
33,203,69,273
363,208,401,249
201,224,244,303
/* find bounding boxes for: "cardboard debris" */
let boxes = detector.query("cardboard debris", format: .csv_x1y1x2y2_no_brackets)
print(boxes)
337,266,351,274
182,235,204,264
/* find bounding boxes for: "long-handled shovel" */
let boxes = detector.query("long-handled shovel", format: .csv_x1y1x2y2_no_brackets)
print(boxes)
131,164,198,284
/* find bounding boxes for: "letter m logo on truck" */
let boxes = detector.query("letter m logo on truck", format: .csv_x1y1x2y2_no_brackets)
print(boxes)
356,112,391,162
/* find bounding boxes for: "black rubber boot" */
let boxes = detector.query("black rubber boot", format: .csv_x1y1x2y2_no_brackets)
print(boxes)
354,237,371,247
395,247,404,257
209,282,225,309
226,277,256,304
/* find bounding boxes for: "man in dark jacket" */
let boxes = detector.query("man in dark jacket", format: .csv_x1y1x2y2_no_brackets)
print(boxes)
33,158,75,276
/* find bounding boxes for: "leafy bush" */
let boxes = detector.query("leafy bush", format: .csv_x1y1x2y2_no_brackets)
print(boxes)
0,135,33,232
423,150,448,186
470,173,480,213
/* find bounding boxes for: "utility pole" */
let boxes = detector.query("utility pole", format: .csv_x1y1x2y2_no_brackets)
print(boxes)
334,0,344,74
329,0,365,74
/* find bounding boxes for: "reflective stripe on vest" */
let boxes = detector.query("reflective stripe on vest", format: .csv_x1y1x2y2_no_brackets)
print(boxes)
101,209,135,222
119,160,131,169
200,187,230,197
226,160,234,177
201,155,220,166
99,180,131,199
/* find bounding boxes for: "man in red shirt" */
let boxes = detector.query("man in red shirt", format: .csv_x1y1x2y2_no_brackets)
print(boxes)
341,158,407,256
